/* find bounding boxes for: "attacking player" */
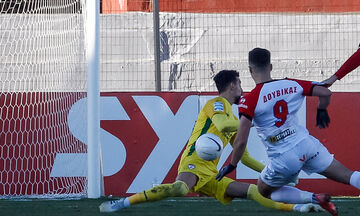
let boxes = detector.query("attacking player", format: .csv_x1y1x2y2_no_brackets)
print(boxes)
322,44,360,87
216,48,360,216
99,70,320,213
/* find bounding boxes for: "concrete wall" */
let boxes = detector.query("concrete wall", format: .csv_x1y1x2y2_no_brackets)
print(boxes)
101,12,360,92
0,13,359,92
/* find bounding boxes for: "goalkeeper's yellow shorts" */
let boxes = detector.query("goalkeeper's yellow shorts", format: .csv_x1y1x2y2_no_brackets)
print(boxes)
178,152,234,204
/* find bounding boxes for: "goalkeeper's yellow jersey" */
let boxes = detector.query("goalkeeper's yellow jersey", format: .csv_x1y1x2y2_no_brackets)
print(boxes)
179,96,238,170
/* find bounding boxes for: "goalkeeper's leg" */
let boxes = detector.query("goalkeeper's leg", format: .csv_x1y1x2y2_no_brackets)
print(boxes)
99,172,196,212
129,180,189,203
227,182,321,213
245,184,294,211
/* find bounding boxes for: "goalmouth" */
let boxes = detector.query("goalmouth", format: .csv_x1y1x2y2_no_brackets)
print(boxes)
0,0,102,198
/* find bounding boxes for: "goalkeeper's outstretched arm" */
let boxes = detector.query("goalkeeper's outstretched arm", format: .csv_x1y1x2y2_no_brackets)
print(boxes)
240,147,265,172
229,133,265,173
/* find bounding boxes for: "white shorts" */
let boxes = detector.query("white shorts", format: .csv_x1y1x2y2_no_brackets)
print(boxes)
260,135,334,187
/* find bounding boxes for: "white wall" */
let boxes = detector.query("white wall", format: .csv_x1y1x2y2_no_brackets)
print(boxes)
1,13,359,92
101,12,360,92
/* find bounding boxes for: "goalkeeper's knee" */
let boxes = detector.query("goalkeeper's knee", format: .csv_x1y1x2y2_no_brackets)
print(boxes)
129,181,189,204
171,180,189,197
143,180,189,202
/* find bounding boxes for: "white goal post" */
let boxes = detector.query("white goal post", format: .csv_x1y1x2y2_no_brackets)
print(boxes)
85,0,102,199
0,0,102,198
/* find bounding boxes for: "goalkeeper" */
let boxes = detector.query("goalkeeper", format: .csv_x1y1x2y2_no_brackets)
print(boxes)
99,70,321,213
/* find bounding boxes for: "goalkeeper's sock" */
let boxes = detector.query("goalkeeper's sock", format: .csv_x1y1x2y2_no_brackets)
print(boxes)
128,180,189,205
270,185,313,204
350,171,360,189
246,184,294,212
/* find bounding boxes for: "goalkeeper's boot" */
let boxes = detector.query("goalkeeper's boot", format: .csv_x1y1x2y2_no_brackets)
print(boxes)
314,193,338,216
99,198,127,213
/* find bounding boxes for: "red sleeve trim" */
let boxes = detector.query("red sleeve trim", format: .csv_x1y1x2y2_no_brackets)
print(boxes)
286,78,315,96
239,113,252,121
238,84,263,118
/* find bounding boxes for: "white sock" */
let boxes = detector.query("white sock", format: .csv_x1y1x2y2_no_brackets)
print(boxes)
350,171,360,189
270,186,313,204
124,197,130,207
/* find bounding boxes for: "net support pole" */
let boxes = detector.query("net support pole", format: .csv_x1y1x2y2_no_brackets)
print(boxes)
153,0,161,91
86,0,101,198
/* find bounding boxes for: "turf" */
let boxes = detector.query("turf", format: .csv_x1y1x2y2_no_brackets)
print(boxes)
0,197,359,216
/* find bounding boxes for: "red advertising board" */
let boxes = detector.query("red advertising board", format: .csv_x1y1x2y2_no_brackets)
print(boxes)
99,92,360,196
302,93,360,195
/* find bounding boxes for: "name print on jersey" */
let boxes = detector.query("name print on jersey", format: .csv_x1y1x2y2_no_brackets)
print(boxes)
263,86,298,103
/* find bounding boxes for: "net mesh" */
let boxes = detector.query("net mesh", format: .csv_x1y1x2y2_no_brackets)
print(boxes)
0,0,87,197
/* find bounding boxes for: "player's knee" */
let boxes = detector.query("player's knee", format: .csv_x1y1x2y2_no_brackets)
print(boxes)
256,182,272,198
171,181,189,197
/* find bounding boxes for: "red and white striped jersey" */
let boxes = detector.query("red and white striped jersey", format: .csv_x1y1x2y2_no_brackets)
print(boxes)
238,78,318,157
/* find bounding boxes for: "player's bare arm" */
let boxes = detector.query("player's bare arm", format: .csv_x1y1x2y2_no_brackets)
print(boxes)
228,132,265,173
312,85,332,128
312,85,332,109
230,116,252,167
216,115,252,181
321,75,338,87
240,147,265,172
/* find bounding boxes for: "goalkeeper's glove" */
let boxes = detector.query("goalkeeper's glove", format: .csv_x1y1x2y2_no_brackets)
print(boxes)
316,108,330,129
216,164,236,181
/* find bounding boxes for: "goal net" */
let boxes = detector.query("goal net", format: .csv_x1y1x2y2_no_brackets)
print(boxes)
0,0,88,197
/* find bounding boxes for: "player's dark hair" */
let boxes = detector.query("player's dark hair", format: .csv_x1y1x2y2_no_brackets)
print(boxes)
213,70,239,93
249,48,271,69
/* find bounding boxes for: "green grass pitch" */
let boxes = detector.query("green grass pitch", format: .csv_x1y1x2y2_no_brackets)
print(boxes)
0,197,359,216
